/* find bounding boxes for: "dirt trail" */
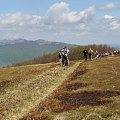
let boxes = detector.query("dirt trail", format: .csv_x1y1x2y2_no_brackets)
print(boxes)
0,62,80,120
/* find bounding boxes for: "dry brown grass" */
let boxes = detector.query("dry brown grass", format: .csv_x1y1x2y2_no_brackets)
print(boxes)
0,61,80,120
20,56,120,120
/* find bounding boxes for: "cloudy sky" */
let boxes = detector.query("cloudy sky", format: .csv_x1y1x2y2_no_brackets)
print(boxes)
0,0,120,45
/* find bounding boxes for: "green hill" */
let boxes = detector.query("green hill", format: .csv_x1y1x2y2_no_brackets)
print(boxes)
0,56,120,120
0,39,76,67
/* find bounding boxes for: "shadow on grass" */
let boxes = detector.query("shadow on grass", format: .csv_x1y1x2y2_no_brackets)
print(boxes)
65,82,88,91
0,81,12,92
68,68,87,81
46,90,120,113
20,115,49,120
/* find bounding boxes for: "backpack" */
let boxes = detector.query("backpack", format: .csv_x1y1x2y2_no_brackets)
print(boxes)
58,52,61,59
61,48,67,57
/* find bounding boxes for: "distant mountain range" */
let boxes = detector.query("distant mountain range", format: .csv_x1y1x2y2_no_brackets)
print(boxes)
0,39,77,67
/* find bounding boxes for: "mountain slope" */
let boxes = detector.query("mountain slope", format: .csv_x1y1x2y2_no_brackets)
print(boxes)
0,39,76,67
20,56,120,120
0,56,120,120
0,61,80,120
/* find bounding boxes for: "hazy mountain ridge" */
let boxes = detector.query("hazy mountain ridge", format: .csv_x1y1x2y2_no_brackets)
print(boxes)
0,39,77,67
0,39,59,46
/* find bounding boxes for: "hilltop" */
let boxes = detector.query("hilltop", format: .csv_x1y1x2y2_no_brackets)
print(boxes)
0,56,120,120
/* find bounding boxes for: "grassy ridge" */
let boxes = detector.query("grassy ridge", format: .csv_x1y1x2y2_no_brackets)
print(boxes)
0,56,119,120
0,61,80,120
20,56,120,120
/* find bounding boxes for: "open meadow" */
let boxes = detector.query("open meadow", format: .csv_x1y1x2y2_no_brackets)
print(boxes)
0,56,120,120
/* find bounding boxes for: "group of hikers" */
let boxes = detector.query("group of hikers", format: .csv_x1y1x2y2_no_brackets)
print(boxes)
83,48,94,61
83,48,102,61
83,48,120,61
59,46,120,66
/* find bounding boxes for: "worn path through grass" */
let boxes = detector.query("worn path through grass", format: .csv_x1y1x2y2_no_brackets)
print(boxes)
20,56,120,120
0,62,80,120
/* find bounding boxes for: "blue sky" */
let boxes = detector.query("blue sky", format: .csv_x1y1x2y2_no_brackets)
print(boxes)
0,0,120,45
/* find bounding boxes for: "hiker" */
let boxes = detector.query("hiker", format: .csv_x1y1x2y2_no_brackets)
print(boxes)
105,52,109,56
113,50,117,55
116,50,120,55
88,48,93,60
83,48,88,61
58,51,62,66
118,50,120,55
60,46,69,66
109,52,114,56
94,50,99,59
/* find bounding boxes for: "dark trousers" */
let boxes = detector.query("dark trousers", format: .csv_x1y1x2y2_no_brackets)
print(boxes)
62,56,68,66
89,53,92,60
84,55,87,61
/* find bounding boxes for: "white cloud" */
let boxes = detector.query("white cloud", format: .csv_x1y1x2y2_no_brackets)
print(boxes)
43,2,69,25
79,24,86,29
0,12,42,40
0,12,42,28
103,15,115,20
80,6,96,19
0,2,96,30
62,6,96,24
102,15,120,30
44,2,96,25
0,2,120,45
110,20,120,30
100,3,118,10
48,2,69,13
61,12,80,23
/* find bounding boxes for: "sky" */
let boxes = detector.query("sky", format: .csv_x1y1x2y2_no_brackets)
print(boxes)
0,0,120,45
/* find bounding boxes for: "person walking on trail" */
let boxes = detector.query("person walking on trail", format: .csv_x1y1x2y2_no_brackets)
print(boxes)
94,50,99,59
88,48,93,60
60,46,69,66
83,48,88,61
58,51,62,66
